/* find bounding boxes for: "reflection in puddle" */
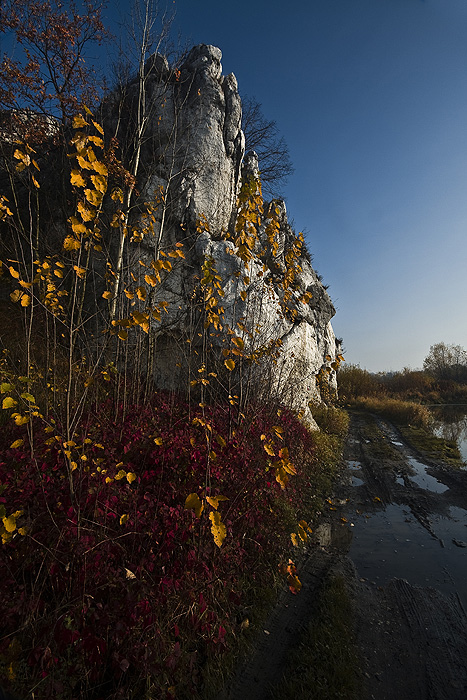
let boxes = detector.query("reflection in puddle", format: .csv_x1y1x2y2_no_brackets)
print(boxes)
348,504,467,609
407,456,448,493
352,476,364,487
430,405,467,463
392,441,403,447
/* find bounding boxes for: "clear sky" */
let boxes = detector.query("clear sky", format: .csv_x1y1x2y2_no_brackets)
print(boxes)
57,1,467,372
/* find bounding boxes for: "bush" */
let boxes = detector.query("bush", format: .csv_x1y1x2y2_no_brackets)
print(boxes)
337,365,382,401
0,394,336,700
311,405,349,439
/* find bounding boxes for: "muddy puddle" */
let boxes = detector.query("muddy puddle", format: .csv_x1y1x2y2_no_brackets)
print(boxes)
341,415,467,611
349,504,467,609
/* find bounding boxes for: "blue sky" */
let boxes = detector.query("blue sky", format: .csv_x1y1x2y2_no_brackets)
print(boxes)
8,0,467,373
138,0,467,373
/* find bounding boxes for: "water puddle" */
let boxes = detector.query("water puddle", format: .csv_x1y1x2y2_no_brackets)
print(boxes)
348,504,467,608
407,456,449,493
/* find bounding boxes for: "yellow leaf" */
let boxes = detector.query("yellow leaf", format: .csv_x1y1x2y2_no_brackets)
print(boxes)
9,266,20,279
32,176,40,189
2,397,17,409
288,574,302,594
111,187,123,203
73,266,86,279
297,524,307,542
76,154,92,170
1,383,14,393
92,120,104,135
115,469,126,480
105,477,114,484
88,135,104,148
263,442,275,457
10,439,24,449
209,510,226,547
136,286,146,301
18,527,28,536
84,189,102,207
275,466,288,490
144,274,158,287
117,329,128,341
73,114,88,128
224,358,235,371
9,289,20,303
77,201,94,221
63,236,81,251
102,291,112,299
20,392,35,403
291,532,298,546
91,174,107,193
232,336,244,350
126,472,136,484
120,514,129,525
3,515,16,533
206,496,219,510
70,170,86,187
92,160,108,175
184,493,204,518
20,294,31,307
70,216,87,234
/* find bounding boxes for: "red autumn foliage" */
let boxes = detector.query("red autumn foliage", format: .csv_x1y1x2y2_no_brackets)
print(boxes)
0,393,316,699
0,0,108,128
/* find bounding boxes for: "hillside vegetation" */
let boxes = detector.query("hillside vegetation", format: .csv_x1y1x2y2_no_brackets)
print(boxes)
0,5,348,697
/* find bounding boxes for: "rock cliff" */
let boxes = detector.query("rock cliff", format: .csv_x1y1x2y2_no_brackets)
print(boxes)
103,44,340,423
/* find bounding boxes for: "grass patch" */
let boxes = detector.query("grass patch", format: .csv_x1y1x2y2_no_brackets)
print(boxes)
271,574,361,700
399,425,463,466
351,402,464,467
353,396,432,429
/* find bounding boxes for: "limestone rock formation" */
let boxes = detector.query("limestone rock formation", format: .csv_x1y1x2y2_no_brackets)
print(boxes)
102,44,340,423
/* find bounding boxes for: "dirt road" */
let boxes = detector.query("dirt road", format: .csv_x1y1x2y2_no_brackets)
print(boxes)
221,410,467,700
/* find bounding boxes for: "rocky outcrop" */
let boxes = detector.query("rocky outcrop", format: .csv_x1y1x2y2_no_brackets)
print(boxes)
101,44,340,423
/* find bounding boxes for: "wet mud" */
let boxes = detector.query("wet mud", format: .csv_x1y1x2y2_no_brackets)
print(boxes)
221,410,467,700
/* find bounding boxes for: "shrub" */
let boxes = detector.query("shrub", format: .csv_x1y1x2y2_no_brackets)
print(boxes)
337,364,382,401
0,394,336,699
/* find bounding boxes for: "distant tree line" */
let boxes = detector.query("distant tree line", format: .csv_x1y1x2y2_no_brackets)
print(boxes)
423,342,467,383
338,342,467,404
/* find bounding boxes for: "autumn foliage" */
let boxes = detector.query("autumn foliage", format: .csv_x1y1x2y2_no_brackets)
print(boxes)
0,7,347,697
0,392,324,698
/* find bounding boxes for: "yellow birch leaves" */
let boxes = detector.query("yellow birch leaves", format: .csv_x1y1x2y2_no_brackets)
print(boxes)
184,492,228,547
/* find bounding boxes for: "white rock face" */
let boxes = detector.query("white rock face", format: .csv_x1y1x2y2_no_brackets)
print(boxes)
102,45,340,420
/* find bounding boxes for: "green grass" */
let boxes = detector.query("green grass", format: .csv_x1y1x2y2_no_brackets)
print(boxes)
399,425,464,466
271,574,361,700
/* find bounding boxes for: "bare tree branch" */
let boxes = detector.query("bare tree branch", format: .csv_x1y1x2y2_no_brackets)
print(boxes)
241,95,293,198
